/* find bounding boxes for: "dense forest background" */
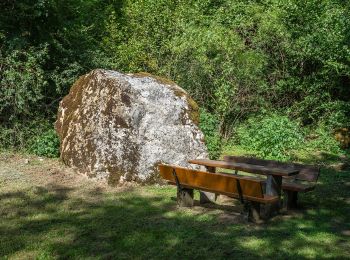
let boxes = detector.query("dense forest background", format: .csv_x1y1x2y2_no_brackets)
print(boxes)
0,0,349,160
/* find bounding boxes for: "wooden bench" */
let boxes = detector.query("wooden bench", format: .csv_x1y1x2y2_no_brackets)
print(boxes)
158,164,279,222
224,156,321,209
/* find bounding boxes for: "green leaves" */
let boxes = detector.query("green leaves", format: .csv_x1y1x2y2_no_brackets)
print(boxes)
0,45,48,121
304,125,342,155
0,0,349,154
237,114,304,161
30,129,60,158
199,110,222,159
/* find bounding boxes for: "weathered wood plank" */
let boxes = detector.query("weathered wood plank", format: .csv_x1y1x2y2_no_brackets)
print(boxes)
189,159,299,177
224,155,320,182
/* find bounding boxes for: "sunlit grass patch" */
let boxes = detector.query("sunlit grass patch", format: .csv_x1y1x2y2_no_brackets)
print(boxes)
0,153,349,259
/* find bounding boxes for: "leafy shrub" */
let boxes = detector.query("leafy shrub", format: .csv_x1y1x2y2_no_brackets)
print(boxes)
30,129,60,158
237,114,304,161
0,45,48,122
113,0,350,135
318,101,350,130
0,119,49,150
304,125,342,155
199,110,222,159
0,0,349,153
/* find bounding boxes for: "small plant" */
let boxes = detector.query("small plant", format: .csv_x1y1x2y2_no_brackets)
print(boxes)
30,129,60,158
237,114,304,161
199,110,222,159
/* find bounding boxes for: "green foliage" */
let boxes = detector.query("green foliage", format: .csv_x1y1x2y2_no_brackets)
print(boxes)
304,125,343,155
0,0,110,151
0,45,48,121
0,0,349,156
0,125,22,150
237,114,304,161
111,0,350,135
199,110,222,159
0,119,47,150
30,129,60,158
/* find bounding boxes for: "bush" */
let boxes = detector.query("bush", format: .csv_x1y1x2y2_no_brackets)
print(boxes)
1,0,349,154
30,129,60,158
0,45,48,122
0,119,49,151
304,125,342,155
199,110,222,159
237,114,304,161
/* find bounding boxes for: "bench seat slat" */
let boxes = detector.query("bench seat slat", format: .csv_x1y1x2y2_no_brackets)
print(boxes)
282,181,315,192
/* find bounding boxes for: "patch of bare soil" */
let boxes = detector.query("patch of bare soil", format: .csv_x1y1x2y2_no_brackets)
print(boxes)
0,152,133,196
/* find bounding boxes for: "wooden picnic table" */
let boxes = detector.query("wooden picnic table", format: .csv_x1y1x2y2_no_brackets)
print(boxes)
188,159,299,215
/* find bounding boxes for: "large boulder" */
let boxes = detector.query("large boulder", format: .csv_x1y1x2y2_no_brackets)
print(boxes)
55,69,208,185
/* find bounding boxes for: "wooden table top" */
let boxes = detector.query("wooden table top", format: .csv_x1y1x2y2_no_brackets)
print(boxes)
189,159,299,177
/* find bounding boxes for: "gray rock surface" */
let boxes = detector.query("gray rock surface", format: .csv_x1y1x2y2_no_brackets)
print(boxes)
55,69,208,185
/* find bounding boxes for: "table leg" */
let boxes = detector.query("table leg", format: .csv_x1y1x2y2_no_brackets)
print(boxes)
248,202,262,223
177,188,194,207
206,166,216,173
265,175,282,217
283,190,298,210
199,166,218,204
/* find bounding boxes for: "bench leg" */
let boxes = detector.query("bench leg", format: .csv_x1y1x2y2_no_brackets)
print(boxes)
283,190,298,210
177,188,194,207
200,191,217,204
247,202,262,223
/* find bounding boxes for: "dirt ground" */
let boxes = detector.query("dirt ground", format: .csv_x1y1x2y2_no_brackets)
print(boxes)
0,152,105,190
0,152,141,206
0,152,246,222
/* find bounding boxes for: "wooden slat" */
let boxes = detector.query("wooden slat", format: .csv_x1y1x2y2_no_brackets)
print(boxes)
189,159,299,177
166,182,278,203
282,181,316,192
159,164,278,203
296,169,320,182
224,156,320,182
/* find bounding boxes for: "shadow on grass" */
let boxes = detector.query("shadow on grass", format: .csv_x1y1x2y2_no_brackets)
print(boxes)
0,168,350,259
294,150,350,167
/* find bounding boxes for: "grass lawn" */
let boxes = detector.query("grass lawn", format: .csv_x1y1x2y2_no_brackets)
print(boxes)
0,152,350,259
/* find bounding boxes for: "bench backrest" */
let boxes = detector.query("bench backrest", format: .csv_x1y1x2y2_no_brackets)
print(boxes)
159,164,264,200
224,156,320,182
